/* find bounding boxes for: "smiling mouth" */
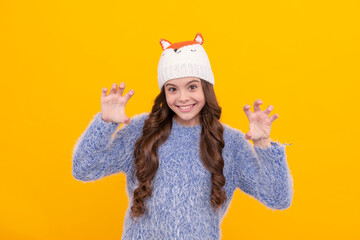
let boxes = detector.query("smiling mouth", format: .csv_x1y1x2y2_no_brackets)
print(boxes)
177,104,196,111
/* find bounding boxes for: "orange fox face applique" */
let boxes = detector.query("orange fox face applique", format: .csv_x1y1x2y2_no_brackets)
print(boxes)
158,33,209,66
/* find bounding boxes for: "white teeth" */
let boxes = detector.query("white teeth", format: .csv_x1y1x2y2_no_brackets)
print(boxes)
179,104,194,109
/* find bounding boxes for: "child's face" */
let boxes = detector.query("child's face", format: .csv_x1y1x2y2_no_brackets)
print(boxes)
164,76,205,127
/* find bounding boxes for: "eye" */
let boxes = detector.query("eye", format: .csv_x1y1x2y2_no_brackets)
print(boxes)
191,49,196,52
167,85,196,92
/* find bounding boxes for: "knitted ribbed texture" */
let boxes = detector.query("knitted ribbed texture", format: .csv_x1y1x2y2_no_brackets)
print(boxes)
157,63,214,90
72,112,294,240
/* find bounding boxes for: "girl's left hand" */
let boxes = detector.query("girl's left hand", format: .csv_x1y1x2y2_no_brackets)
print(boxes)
243,99,279,141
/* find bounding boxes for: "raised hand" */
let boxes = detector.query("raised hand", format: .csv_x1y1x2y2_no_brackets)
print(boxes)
101,82,135,124
242,99,279,141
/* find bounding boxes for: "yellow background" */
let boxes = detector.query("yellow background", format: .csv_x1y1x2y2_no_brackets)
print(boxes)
1,0,359,239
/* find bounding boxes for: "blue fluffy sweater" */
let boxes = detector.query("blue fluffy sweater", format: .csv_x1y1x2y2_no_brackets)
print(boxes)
72,112,294,240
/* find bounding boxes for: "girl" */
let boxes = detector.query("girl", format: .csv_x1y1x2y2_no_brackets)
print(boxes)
72,33,294,240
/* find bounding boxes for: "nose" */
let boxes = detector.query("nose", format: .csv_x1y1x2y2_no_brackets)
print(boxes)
179,90,190,102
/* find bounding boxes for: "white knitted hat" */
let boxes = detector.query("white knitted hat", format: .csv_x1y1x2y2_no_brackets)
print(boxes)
157,33,215,90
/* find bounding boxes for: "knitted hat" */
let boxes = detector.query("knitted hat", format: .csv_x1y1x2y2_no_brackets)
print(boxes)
157,33,215,90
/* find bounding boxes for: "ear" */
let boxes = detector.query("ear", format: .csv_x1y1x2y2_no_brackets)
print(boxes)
159,39,172,50
194,33,204,45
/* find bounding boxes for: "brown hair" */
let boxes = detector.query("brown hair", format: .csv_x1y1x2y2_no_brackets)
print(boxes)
129,79,226,222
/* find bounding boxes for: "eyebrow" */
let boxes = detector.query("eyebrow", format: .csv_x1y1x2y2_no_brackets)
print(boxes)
165,80,200,87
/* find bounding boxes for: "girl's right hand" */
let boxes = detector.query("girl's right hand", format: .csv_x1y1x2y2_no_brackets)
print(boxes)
101,82,135,124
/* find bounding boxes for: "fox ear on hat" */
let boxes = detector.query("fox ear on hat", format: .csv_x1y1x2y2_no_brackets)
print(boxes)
159,39,172,50
194,33,204,45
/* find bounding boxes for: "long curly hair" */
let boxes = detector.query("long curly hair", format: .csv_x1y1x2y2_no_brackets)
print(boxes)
129,79,226,222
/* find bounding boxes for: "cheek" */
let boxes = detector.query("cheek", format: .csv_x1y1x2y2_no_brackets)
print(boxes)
195,93,205,102
165,94,175,106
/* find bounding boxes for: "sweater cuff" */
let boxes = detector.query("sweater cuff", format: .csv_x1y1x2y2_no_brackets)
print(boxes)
254,141,290,162
93,112,120,134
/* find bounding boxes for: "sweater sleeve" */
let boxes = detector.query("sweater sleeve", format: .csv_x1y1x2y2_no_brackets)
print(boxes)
71,112,147,182
232,130,294,210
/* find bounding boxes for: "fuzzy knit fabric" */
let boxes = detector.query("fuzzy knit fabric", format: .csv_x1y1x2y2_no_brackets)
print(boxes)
72,112,294,240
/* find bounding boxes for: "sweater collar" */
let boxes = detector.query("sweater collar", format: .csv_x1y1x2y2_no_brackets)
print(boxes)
171,117,202,133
